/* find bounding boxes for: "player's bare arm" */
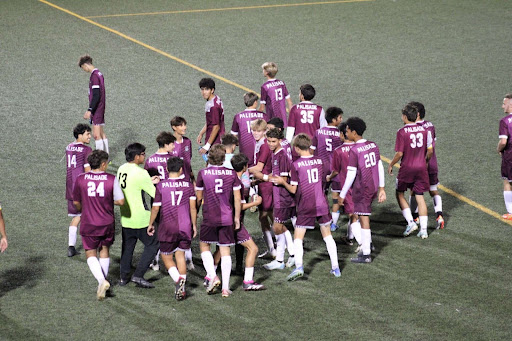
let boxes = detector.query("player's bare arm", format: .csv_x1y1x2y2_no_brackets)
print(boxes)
196,124,206,144
233,189,241,230
0,210,7,253
189,198,197,238
286,97,293,113
147,205,160,236
271,176,297,194
73,201,82,211
426,146,434,162
327,170,339,182
388,152,403,175
498,137,507,154
242,195,262,210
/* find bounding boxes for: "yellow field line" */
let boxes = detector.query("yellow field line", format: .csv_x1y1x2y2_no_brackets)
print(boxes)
41,0,511,227
85,0,374,19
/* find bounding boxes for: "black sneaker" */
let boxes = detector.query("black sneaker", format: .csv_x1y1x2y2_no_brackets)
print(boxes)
350,254,372,263
67,246,80,257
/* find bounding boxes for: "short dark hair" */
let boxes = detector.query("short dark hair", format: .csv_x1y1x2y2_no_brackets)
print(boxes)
199,78,215,90
231,153,249,172
338,122,348,139
408,101,426,119
73,123,91,139
156,131,176,148
221,134,238,146
170,116,187,127
88,150,109,170
125,143,146,162
267,117,284,130
345,117,366,136
166,156,184,173
300,84,316,101
266,127,284,140
244,92,259,107
78,55,92,67
326,106,343,123
208,144,226,166
505,94,512,99
402,104,418,122
292,133,312,151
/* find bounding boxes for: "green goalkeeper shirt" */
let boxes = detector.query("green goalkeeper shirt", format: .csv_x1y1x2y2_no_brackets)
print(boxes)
117,162,155,229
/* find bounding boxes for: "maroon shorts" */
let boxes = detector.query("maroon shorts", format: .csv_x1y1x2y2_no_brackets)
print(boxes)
160,240,191,254
352,189,377,216
396,177,429,194
91,111,105,125
273,207,296,224
200,223,235,246
331,180,341,192
502,160,512,181
235,224,252,244
258,182,273,212
295,213,332,229
67,200,80,216
341,191,354,215
429,173,439,187
81,233,114,250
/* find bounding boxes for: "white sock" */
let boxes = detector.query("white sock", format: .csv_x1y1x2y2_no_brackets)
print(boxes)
181,275,187,281
68,226,77,246
264,230,275,252
347,221,354,239
244,267,254,283
351,221,362,245
293,239,304,269
99,257,110,277
332,211,340,226
275,233,286,262
402,208,414,224
361,229,372,256
201,251,216,279
504,191,512,213
95,139,104,151
410,195,418,215
419,215,428,233
290,216,297,227
323,235,339,270
168,266,180,282
221,256,232,291
433,195,443,214
103,138,109,153
185,248,192,262
87,257,105,284
154,250,160,263
284,230,295,256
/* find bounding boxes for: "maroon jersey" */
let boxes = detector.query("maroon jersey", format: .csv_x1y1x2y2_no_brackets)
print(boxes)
272,148,295,209
89,69,105,116
172,137,193,181
312,126,342,171
281,139,293,160
154,176,196,242
418,120,438,175
260,79,290,127
332,142,355,185
395,123,431,183
347,140,381,201
66,142,92,200
290,155,329,217
255,139,272,175
231,109,267,165
204,95,225,145
195,165,241,226
73,172,123,236
288,102,324,138
144,152,171,180
499,114,512,164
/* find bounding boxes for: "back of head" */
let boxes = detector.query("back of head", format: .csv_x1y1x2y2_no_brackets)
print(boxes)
199,77,215,90
338,122,348,139
221,133,239,147
267,117,284,130
408,101,425,119
170,116,187,128
506,93,512,100
292,133,312,151
208,144,226,166
73,123,91,139
326,106,343,123
261,62,278,78
125,142,146,162
346,117,366,136
300,84,316,101
402,104,418,122
88,150,109,170
244,92,259,107
251,119,267,132
156,131,176,148
78,55,92,67
231,153,249,172
266,127,284,140
167,156,184,173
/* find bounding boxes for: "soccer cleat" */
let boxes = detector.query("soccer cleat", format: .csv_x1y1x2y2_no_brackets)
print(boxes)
222,289,232,297
350,254,372,263
330,223,338,232
285,256,295,268
417,230,428,239
243,281,266,291
340,236,354,246
403,222,418,237
206,276,221,294
186,260,195,271
67,246,80,257
414,217,419,225
502,213,512,220
149,259,159,271
175,278,186,301
97,280,110,300
330,268,341,278
203,276,210,288
286,267,304,281
436,216,445,229
263,259,285,270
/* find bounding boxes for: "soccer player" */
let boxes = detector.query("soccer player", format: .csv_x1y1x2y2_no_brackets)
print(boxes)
327,122,357,243
195,144,242,297
272,134,341,280
230,92,267,166
78,55,108,152
0,202,7,253
338,117,386,263
170,116,194,183
264,128,296,270
498,94,512,220
286,84,327,142
388,104,433,239
197,78,225,156
258,62,293,127
221,133,239,169
117,143,161,288
65,123,92,257
73,150,124,300
409,102,445,229
144,131,176,180
248,119,275,258
147,157,197,300
267,117,293,161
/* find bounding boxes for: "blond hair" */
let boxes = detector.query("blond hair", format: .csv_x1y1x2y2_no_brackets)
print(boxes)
261,62,278,78
250,119,267,132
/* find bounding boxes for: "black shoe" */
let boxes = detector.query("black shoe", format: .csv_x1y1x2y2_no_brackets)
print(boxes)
350,254,372,263
119,277,130,286
67,246,80,257
131,276,155,288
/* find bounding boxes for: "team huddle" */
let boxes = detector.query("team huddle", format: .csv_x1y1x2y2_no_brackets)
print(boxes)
67,57,446,301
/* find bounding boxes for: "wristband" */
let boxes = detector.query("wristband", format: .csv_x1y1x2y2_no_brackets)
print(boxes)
263,174,269,181
203,143,211,151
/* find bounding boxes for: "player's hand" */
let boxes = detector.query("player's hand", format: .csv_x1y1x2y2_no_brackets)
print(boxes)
151,176,160,184
234,218,240,230
387,164,394,176
192,225,197,238
252,195,262,206
0,237,7,253
338,197,345,206
83,111,91,120
199,147,207,155
378,188,387,203
196,134,203,145
326,174,331,182
147,225,155,236
270,176,285,186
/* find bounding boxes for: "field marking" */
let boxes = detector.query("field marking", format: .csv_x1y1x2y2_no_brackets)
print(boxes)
40,0,511,227
85,0,375,19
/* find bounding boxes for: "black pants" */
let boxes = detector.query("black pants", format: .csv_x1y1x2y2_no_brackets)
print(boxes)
120,227,159,279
